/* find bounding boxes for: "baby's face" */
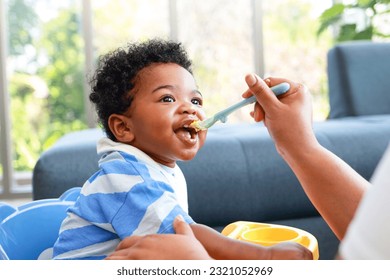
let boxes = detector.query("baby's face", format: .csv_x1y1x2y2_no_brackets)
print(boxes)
125,63,207,167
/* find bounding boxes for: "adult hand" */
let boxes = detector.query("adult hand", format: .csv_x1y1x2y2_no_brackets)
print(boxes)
242,74,317,158
267,242,313,260
105,216,212,260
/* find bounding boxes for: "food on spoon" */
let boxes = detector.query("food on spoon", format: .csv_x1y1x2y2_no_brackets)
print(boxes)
189,120,204,132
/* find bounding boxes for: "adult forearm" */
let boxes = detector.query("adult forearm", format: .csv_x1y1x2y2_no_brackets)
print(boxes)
280,142,370,240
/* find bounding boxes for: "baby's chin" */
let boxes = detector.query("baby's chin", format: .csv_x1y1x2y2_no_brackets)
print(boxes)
176,149,201,162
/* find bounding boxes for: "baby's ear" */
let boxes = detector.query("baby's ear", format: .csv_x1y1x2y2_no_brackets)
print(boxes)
108,114,135,142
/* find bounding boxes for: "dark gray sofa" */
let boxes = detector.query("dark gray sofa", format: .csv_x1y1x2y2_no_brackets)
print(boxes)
32,41,390,260
327,40,390,118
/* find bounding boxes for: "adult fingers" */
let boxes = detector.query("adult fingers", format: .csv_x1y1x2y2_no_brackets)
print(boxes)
114,235,143,251
265,76,305,99
244,74,280,111
105,248,134,258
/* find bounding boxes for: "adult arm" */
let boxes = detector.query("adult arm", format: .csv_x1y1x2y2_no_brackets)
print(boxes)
242,74,371,240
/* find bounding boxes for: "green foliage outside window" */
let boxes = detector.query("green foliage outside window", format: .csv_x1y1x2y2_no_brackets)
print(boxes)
8,0,86,171
318,0,390,42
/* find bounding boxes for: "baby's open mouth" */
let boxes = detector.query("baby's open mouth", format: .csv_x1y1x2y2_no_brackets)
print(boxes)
184,124,198,139
175,124,198,142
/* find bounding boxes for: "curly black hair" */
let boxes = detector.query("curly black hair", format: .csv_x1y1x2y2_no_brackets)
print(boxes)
89,38,193,140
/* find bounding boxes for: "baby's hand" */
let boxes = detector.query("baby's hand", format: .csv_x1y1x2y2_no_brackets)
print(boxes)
268,242,313,260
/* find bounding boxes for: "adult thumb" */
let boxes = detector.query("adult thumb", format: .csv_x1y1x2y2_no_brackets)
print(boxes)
173,215,195,237
245,73,279,111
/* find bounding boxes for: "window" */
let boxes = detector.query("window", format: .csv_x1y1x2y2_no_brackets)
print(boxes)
263,0,333,118
0,0,333,199
1,0,84,199
93,0,170,54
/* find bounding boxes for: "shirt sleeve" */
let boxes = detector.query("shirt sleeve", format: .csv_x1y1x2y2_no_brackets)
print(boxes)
111,178,194,239
339,143,390,259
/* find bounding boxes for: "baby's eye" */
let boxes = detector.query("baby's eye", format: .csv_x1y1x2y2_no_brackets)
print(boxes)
191,98,203,106
160,95,175,103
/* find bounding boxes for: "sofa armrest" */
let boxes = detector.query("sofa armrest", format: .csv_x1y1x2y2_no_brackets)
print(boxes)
327,41,390,118
32,129,104,200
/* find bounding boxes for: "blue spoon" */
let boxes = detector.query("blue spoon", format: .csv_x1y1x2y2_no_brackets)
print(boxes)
191,82,290,131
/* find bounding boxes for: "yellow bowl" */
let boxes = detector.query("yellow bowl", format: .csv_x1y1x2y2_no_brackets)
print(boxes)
242,227,301,246
221,221,319,260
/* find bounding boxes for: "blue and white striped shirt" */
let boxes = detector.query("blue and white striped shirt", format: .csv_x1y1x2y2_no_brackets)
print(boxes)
52,138,194,260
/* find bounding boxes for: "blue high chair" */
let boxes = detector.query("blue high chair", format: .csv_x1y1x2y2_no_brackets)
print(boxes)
0,187,81,260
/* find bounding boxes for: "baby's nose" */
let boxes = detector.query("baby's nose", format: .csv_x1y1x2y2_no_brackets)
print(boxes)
181,102,197,115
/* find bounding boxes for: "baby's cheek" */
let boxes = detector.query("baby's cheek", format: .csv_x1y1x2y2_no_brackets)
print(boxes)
198,109,207,120
199,131,207,147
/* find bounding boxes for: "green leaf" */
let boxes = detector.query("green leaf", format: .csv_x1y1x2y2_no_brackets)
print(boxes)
357,0,375,7
337,24,358,42
317,4,346,36
319,4,346,22
354,26,373,40
317,16,341,36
